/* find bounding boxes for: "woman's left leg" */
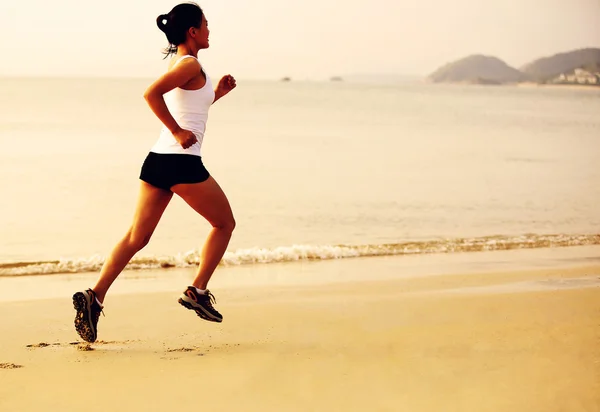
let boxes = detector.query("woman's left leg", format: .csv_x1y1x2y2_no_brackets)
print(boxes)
171,176,235,322
171,176,235,289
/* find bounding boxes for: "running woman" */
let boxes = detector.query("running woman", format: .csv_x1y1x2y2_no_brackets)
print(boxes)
73,2,237,343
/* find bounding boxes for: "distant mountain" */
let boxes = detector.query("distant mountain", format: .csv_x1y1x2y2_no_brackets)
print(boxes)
520,48,600,82
428,55,529,85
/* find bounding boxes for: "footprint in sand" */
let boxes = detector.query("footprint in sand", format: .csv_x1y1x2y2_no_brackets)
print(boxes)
166,347,196,353
161,347,205,360
0,363,24,369
26,340,137,350
26,342,64,348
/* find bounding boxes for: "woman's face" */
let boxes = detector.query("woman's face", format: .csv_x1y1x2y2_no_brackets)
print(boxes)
192,14,210,49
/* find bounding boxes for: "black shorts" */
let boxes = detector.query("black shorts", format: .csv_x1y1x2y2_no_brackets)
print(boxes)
139,152,210,191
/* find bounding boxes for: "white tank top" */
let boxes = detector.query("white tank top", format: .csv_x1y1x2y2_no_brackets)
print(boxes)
150,55,215,156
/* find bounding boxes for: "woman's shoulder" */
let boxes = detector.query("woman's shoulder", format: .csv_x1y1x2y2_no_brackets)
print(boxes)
168,55,201,71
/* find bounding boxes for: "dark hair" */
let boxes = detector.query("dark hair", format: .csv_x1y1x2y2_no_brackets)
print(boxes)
156,3,204,58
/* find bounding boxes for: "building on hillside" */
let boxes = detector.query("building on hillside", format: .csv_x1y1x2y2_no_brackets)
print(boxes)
553,69,600,85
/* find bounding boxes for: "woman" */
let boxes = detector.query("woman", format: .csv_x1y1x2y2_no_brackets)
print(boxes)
72,2,237,343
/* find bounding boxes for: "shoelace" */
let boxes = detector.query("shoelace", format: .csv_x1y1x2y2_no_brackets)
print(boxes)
92,306,105,319
90,292,105,318
204,291,217,307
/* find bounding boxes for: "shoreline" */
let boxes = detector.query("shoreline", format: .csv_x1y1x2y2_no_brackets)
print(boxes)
0,244,599,303
423,80,600,90
516,81,600,90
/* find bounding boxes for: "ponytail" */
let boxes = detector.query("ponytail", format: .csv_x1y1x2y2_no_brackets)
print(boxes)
156,14,169,33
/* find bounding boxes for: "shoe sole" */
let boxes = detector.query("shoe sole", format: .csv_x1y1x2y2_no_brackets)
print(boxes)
178,297,222,323
73,292,97,342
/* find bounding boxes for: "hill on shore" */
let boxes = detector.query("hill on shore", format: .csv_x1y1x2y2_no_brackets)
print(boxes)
519,48,600,82
427,55,529,84
428,48,600,85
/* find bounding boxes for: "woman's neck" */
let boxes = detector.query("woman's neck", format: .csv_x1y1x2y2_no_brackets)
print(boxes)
177,44,199,57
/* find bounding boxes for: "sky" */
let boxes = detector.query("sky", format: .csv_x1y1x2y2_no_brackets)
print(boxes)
0,0,599,80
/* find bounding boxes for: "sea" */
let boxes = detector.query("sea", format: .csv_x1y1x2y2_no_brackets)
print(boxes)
1,77,599,277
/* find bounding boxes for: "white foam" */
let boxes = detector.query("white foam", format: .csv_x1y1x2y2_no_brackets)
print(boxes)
0,233,598,277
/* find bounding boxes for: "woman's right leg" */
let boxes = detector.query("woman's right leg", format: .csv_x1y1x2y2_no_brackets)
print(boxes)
93,181,173,303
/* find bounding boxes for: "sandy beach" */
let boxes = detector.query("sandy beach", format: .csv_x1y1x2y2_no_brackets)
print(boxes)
1,247,599,412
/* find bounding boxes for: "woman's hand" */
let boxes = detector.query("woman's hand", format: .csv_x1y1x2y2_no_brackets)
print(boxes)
172,128,198,149
217,74,237,94
214,75,237,103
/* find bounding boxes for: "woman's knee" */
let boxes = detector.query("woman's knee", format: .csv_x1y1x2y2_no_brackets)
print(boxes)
124,228,152,251
214,216,236,233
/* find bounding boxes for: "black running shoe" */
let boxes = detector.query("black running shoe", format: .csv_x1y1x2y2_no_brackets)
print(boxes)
72,289,103,342
178,287,223,322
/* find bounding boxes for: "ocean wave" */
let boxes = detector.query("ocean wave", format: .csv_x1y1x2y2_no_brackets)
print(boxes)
1,233,598,277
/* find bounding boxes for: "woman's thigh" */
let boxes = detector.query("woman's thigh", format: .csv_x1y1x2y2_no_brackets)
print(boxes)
171,177,234,229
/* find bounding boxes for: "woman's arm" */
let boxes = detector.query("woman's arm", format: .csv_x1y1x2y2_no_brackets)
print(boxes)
143,60,201,149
